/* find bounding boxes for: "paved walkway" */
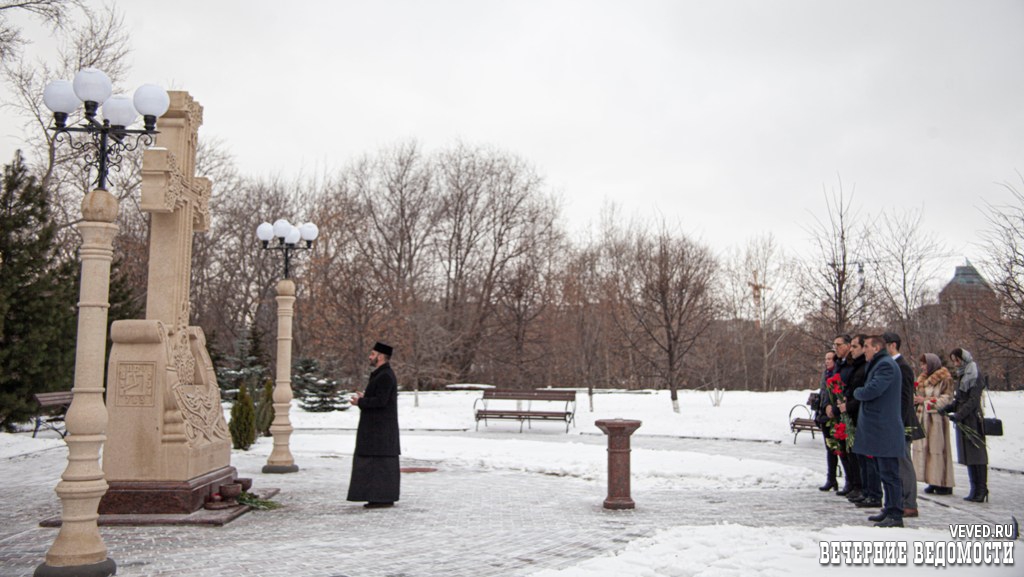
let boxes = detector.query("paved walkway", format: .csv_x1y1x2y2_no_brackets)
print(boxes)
1,431,1020,577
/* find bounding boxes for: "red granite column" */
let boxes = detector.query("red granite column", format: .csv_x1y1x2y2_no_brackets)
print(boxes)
595,419,642,510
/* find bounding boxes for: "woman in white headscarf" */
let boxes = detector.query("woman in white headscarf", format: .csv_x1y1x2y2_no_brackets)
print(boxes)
940,348,989,502
912,353,956,495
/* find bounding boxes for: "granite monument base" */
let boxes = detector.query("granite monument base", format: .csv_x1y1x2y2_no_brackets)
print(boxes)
97,466,237,515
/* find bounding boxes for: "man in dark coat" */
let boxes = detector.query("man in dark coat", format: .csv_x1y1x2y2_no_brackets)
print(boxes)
839,335,871,503
347,341,400,508
853,335,905,527
826,335,862,497
883,332,925,518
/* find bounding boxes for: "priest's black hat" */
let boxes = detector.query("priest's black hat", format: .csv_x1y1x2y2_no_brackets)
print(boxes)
373,341,393,356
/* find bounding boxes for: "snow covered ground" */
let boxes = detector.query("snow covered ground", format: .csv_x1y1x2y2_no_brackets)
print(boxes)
3,388,1021,576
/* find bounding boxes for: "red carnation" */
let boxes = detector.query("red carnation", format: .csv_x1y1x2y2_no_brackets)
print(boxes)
834,422,848,441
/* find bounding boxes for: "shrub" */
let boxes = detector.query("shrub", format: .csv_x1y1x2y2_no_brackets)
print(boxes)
229,383,257,450
255,379,274,437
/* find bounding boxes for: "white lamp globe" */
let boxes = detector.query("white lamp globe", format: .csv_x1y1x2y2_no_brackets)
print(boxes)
272,219,291,239
256,222,274,242
133,84,170,118
43,80,79,114
102,95,138,127
285,225,301,245
300,222,319,242
72,68,112,104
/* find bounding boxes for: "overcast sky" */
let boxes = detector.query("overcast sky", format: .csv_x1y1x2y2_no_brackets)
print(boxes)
3,0,1023,285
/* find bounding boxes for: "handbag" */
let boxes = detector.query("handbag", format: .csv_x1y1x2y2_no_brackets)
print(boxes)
982,390,1003,436
983,418,1003,436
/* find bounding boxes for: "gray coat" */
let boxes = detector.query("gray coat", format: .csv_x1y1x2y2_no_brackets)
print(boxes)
852,350,905,458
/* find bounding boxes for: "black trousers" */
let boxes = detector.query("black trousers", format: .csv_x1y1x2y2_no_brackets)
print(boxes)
838,450,862,490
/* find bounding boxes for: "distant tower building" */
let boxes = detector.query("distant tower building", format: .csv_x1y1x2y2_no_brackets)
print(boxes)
938,260,998,316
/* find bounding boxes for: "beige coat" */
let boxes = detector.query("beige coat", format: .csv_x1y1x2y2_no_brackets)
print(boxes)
912,367,956,487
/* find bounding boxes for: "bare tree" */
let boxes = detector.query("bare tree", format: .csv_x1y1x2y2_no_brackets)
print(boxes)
866,208,944,357
0,0,77,62
433,143,553,382
302,176,384,386
487,199,563,387
2,3,131,257
607,222,717,412
194,175,295,360
800,180,874,340
744,234,797,390
557,242,613,408
979,175,1024,360
347,142,439,394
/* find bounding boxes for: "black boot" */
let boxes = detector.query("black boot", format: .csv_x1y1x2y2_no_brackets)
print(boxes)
820,450,839,491
969,466,989,503
964,465,977,501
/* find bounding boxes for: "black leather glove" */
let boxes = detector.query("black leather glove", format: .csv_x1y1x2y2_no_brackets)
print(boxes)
947,413,959,423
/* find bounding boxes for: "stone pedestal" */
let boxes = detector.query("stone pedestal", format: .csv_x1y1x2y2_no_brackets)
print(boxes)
595,418,642,510
264,279,299,474
36,190,119,577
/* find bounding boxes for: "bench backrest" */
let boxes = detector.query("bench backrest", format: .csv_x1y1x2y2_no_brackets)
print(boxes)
482,389,576,402
34,391,74,407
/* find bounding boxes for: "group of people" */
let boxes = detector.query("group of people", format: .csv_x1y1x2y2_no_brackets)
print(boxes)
814,333,990,528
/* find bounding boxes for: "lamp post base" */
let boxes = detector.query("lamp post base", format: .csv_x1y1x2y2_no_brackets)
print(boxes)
35,558,116,577
262,464,299,474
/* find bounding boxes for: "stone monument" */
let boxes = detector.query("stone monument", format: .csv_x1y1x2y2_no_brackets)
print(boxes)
99,91,234,514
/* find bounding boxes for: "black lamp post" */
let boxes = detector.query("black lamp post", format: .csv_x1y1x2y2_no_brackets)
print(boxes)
257,219,320,278
43,67,170,190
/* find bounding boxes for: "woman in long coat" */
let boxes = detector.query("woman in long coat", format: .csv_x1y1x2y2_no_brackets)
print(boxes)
940,348,989,502
912,353,956,494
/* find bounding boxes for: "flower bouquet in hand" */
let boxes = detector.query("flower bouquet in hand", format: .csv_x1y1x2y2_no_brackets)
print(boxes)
824,373,856,453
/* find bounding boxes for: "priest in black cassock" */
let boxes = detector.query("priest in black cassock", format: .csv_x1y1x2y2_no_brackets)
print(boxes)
347,341,400,508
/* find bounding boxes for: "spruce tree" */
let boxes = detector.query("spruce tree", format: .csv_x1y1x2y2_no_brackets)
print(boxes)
215,323,271,399
229,383,256,450
295,358,350,412
0,152,77,430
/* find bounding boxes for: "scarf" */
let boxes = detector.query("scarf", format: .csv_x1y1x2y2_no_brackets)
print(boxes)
956,349,978,392
924,353,942,376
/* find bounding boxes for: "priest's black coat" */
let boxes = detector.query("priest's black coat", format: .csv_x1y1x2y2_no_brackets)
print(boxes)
354,362,401,456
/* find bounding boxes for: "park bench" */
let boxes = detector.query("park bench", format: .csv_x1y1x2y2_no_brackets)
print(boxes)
473,389,577,433
32,391,74,438
787,391,819,444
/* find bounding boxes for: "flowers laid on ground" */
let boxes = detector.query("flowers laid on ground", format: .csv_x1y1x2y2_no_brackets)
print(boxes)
824,373,856,454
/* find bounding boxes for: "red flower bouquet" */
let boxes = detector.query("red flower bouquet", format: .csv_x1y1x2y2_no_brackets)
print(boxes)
824,373,856,452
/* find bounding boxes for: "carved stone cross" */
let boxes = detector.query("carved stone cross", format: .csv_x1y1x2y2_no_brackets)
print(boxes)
102,92,231,506
140,91,211,333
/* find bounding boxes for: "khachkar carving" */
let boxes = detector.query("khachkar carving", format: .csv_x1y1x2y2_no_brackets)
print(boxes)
103,92,232,504
115,362,156,407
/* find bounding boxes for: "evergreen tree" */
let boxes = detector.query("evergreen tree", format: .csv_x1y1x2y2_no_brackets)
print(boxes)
255,379,274,437
0,152,77,430
215,323,271,399
295,358,350,412
291,357,321,400
229,383,256,450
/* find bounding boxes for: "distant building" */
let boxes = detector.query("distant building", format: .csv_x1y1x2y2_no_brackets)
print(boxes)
938,260,998,317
